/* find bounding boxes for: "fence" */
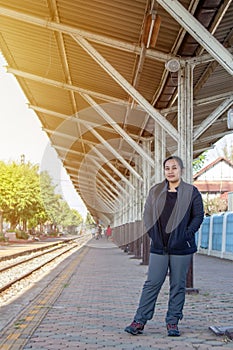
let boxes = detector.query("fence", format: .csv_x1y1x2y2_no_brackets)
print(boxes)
112,213,233,262
197,212,233,260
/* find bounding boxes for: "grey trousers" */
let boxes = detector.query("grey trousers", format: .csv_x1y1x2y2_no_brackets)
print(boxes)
134,253,192,325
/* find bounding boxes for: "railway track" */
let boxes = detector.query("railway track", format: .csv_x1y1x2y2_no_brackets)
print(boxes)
0,234,91,304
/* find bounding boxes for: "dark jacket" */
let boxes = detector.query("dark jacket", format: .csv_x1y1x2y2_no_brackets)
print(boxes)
143,179,204,255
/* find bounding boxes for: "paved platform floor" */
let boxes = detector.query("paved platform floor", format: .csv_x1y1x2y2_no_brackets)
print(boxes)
1,238,233,349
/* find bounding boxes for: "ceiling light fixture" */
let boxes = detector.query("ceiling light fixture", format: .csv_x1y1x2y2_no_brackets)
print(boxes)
165,59,180,72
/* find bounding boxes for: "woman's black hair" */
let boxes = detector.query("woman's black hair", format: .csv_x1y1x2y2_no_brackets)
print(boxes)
163,156,184,169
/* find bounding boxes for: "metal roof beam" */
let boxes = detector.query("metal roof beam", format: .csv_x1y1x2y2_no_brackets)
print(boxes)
60,142,135,192
47,0,77,113
45,128,94,147
51,140,134,179
72,185,92,194
160,91,233,115
195,131,233,144
65,165,96,174
193,146,214,155
0,6,171,62
89,127,142,182
69,157,126,202
94,196,114,213
43,111,142,181
29,104,149,143
92,159,127,197
96,164,129,197
193,95,233,140
92,147,134,190
186,47,233,66
65,145,134,192
80,93,155,168
72,34,179,142
43,106,140,183
157,0,233,76
194,0,232,58
95,188,117,211
7,68,125,105
44,128,77,141
96,178,121,205
96,172,123,199
55,146,135,193
54,145,93,159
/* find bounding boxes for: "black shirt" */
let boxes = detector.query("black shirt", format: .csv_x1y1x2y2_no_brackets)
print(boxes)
159,191,177,248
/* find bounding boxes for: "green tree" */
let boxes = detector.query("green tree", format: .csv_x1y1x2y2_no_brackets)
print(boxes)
192,153,207,174
40,172,83,231
39,171,62,230
85,211,95,225
0,161,84,233
0,161,44,230
57,204,83,233
69,209,83,226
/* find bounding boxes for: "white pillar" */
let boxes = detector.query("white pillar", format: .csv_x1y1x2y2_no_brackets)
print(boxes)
154,122,166,183
178,63,194,183
134,155,142,220
142,140,152,206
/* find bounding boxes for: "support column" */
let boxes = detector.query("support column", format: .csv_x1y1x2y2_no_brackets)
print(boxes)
134,155,142,221
142,140,152,265
117,181,127,226
178,63,194,183
154,122,166,182
142,140,152,203
178,63,198,293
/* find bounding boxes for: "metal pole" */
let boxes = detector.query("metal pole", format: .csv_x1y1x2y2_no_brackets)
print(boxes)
142,140,152,265
178,63,198,293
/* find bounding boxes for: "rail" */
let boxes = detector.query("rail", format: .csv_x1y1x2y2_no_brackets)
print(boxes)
0,234,91,302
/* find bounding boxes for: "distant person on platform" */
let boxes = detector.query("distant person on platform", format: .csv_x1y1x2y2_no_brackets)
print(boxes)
96,225,102,240
125,156,204,337
91,226,96,238
106,225,112,240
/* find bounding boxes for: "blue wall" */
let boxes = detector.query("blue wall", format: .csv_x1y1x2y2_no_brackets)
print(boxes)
197,212,233,258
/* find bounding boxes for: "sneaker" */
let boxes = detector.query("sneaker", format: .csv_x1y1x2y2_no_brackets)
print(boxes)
124,321,144,335
167,323,180,336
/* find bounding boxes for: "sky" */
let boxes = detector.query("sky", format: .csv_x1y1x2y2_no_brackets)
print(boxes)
0,54,87,219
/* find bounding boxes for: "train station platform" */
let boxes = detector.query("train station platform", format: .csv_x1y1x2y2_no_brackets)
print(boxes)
1,237,233,349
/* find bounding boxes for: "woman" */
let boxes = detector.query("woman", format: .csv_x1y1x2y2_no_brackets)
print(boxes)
125,156,204,336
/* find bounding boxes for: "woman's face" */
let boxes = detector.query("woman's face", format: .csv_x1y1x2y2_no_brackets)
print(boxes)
164,158,182,185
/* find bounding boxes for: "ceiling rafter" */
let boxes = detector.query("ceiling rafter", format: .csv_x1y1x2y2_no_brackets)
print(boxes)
80,93,155,167
96,171,123,199
193,95,233,141
0,6,172,62
151,0,200,106
157,0,233,75
7,67,125,104
72,33,179,141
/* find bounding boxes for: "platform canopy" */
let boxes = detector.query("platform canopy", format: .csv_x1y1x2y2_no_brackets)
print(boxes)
0,1,232,223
